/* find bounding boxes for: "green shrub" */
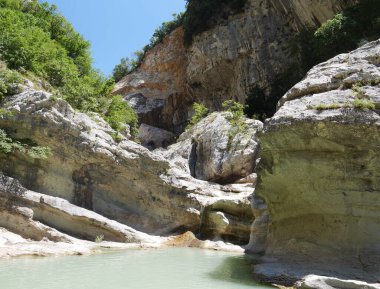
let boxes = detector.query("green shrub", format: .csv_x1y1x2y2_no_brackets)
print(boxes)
294,0,380,72
105,95,139,139
0,1,113,114
95,235,104,243
187,102,209,129
309,103,346,110
0,1,141,145
222,100,247,150
0,129,51,159
0,69,22,100
114,13,184,77
112,58,133,82
353,98,375,110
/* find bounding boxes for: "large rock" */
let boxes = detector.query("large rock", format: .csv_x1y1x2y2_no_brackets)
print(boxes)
114,0,356,133
163,112,263,184
138,123,176,149
250,40,380,285
0,173,157,243
0,87,257,244
156,112,263,243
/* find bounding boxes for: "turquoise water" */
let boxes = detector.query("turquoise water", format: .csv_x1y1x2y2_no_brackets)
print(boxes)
0,248,273,289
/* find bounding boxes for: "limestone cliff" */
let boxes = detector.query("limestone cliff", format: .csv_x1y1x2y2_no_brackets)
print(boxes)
114,0,356,135
250,39,380,285
0,84,262,245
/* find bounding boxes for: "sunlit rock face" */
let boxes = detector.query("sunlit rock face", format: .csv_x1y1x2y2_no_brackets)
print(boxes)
250,40,380,284
159,112,263,244
0,87,262,244
113,28,190,134
114,0,356,135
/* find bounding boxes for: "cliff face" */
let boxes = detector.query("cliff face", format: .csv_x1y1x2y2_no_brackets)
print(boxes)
0,85,262,245
114,0,356,135
113,28,190,134
251,40,380,284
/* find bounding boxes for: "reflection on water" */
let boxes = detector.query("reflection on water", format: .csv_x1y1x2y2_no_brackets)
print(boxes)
0,248,273,289
208,255,262,286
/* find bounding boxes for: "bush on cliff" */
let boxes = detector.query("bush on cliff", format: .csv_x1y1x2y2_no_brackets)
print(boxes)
294,0,380,72
0,0,139,138
113,13,184,77
186,102,209,129
0,129,51,159
105,95,139,140
183,0,248,45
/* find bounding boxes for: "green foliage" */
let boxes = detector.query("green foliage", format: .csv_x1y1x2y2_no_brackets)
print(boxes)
187,102,209,129
222,100,247,150
105,95,139,140
294,0,380,72
0,0,114,114
222,100,246,128
114,13,184,77
183,0,248,45
353,98,375,110
112,58,133,82
0,69,22,100
95,235,104,243
309,103,345,110
352,83,363,98
150,13,184,49
0,129,51,159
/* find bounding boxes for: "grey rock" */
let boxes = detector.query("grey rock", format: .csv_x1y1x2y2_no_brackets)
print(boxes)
138,123,176,149
114,0,355,133
163,112,263,184
249,40,380,284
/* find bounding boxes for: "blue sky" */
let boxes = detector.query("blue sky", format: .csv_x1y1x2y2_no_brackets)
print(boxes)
45,0,186,76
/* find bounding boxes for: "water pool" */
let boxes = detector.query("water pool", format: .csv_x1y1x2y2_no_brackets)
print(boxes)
0,248,273,289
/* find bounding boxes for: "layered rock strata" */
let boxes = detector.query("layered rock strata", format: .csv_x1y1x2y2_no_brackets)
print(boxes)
114,0,356,134
0,86,262,245
250,40,380,285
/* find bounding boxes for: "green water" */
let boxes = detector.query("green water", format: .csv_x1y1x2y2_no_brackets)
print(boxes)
0,248,273,289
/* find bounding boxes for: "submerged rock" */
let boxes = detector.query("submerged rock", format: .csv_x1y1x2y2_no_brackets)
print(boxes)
250,40,380,285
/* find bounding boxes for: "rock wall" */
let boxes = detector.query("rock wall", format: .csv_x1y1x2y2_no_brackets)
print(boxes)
113,28,190,134
114,0,356,135
251,40,380,284
0,87,261,244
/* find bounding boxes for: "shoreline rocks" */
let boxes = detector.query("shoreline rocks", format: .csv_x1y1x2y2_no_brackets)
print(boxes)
249,40,380,286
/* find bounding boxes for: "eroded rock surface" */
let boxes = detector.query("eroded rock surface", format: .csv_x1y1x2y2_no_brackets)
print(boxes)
163,112,263,183
114,0,356,134
113,28,190,134
156,112,263,243
250,40,380,285
0,87,260,245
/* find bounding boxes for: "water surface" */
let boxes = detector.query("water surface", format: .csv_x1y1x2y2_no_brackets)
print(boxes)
0,248,273,289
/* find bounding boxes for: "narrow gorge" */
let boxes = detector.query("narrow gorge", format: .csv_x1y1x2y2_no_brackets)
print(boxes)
0,0,379,288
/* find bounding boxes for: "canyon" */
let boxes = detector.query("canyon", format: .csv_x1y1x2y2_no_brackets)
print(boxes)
1,0,379,288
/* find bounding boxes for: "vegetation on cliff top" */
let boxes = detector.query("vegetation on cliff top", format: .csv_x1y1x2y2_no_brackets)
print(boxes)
248,0,380,120
295,0,380,73
113,0,249,78
112,13,184,80
0,0,138,139
182,0,248,45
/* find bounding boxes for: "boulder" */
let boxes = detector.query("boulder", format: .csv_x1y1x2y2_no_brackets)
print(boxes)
138,123,176,149
163,112,263,184
0,87,256,244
